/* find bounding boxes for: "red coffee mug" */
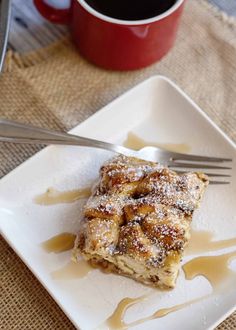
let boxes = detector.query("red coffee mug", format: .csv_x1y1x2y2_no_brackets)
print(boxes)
34,0,185,70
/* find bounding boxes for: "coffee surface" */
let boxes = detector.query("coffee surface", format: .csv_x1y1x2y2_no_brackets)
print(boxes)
85,0,177,20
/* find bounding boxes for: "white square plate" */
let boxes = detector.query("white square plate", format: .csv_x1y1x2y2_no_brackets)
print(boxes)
0,76,235,330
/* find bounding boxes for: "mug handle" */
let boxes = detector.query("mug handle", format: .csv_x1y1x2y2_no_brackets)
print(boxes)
33,0,71,24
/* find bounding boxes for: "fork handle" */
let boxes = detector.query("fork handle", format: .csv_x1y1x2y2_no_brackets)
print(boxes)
0,119,127,154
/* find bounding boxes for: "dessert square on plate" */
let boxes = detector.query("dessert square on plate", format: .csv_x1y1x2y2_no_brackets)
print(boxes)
75,155,208,289
0,76,235,330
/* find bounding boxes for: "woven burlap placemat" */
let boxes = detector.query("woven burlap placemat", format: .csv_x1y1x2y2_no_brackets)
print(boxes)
1,0,236,329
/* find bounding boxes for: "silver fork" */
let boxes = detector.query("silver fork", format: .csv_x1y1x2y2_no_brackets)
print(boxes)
0,119,232,184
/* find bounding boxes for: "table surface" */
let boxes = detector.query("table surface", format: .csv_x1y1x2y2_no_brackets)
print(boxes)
3,1,236,330
8,0,236,53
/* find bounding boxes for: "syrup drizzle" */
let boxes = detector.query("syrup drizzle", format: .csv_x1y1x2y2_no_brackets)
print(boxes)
186,230,236,255
183,251,236,291
38,181,235,328
41,233,76,253
123,132,191,153
106,295,207,330
35,187,91,205
51,260,92,280
44,229,236,327
107,296,146,330
42,233,93,279
105,230,236,329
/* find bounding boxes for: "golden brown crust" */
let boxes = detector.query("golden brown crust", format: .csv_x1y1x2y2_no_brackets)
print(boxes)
74,155,208,289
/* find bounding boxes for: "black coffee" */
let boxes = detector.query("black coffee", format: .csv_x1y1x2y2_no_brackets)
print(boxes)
85,0,177,20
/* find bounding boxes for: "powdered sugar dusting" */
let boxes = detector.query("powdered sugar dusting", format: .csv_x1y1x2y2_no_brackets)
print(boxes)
77,155,209,287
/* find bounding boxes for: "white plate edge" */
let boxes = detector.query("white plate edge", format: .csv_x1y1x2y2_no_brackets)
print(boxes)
0,75,235,330
0,75,235,187
0,228,82,329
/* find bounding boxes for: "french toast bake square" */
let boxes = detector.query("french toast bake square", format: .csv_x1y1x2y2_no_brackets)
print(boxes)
74,155,208,289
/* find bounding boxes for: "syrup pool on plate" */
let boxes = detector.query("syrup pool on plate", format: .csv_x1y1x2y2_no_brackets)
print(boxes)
104,229,236,329
42,233,76,253
106,294,209,330
123,132,191,153
51,260,92,280
186,230,236,255
35,187,91,205
183,251,236,292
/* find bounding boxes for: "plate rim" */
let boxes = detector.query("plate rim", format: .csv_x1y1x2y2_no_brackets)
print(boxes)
1,75,235,186
1,75,235,330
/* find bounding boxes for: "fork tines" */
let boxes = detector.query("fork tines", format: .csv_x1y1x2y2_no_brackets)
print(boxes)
170,159,232,185
170,152,232,163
